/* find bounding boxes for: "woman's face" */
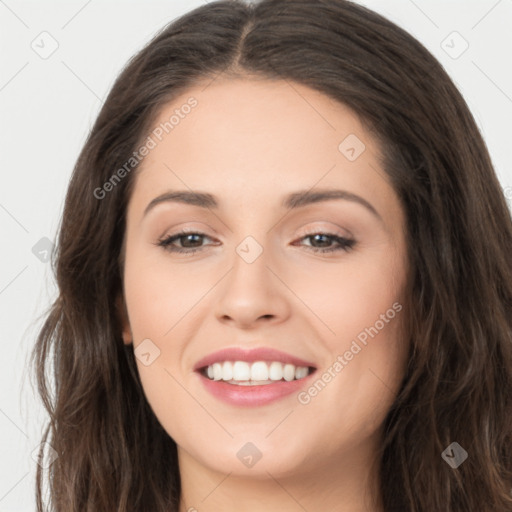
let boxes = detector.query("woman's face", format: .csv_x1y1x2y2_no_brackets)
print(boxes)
120,77,408,481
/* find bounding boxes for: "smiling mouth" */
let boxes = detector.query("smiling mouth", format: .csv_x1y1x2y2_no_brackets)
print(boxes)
199,360,316,386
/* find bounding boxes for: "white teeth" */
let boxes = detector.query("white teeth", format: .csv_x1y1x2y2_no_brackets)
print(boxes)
250,361,269,381
203,360,312,383
222,361,233,380
283,364,295,382
212,363,223,381
232,361,251,381
269,361,283,380
295,366,309,379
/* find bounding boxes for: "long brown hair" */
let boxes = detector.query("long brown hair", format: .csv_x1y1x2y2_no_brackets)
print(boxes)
31,0,512,510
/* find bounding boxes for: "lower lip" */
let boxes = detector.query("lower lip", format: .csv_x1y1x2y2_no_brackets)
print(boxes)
197,370,316,407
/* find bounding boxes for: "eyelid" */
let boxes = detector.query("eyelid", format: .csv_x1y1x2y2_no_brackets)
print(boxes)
296,222,354,240
159,222,351,242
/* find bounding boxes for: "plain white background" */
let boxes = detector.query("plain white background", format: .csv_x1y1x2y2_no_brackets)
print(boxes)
1,0,511,509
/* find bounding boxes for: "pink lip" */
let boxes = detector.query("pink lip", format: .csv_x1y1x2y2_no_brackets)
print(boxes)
193,346,316,371
196,369,317,407
193,347,317,407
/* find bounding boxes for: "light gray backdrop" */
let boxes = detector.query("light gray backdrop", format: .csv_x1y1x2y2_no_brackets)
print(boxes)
1,0,511,510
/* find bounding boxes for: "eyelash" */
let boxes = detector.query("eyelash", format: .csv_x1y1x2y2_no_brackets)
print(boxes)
156,229,356,254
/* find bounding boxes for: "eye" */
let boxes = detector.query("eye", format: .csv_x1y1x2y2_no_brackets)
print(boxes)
156,230,214,254
294,231,356,253
155,229,356,254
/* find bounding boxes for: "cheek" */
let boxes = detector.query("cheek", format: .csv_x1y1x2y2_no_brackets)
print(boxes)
122,245,205,342
291,245,406,347
293,244,407,418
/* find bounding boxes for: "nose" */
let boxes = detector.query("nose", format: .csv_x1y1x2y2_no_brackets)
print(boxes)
214,245,291,330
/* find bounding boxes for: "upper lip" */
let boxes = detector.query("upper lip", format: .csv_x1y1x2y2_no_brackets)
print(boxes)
193,347,316,371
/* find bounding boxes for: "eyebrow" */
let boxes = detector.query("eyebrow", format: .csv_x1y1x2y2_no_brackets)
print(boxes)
143,188,382,221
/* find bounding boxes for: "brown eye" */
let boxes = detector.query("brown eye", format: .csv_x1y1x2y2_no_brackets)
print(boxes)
297,232,356,253
157,231,213,253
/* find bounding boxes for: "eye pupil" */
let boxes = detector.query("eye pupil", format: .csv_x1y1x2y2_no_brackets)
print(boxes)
182,234,202,247
311,234,330,247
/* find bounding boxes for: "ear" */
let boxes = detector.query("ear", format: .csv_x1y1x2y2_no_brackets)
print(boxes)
116,294,132,345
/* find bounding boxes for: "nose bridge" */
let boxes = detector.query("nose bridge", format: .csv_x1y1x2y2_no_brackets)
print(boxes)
228,206,274,275
213,228,290,326
229,232,272,294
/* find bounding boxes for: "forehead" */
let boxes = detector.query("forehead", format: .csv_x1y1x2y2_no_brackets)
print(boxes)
128,78,397,220
145,77,373,169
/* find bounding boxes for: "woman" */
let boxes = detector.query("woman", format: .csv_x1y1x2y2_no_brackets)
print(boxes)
31,0,512,510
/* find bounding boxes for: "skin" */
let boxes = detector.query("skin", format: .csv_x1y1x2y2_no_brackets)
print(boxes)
119,77,409,512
